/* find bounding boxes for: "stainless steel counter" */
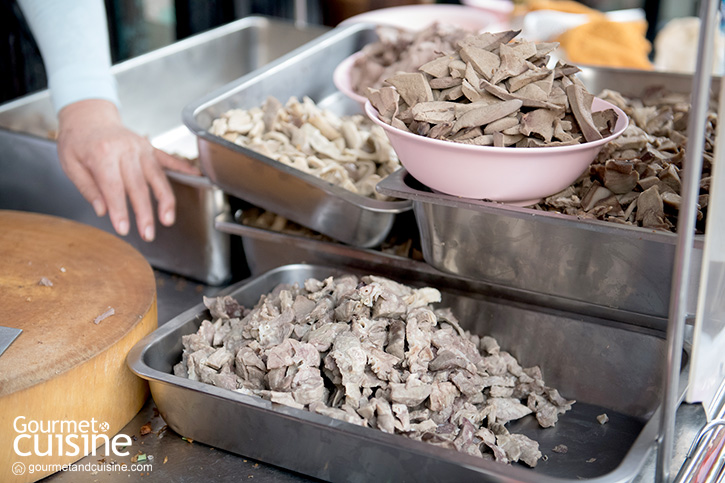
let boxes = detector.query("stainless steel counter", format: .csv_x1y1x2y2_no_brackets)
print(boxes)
37,269,706,483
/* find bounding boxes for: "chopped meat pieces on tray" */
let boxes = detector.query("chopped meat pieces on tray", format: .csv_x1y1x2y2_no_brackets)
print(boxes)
533,87,717,233
209,96,401,201
174,274,574,467
350,24,471,97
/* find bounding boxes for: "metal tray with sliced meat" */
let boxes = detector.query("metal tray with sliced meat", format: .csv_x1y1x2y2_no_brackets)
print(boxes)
376,66,717,320
183,23,411,248
377,168,703,320
128,262,684,482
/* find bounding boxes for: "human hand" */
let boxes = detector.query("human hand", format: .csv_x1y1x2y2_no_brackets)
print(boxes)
57,99,201,241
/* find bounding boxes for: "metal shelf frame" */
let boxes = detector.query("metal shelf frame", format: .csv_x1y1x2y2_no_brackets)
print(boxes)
658,0,725,481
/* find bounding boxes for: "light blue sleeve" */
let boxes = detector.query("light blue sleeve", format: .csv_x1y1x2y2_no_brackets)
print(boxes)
17,0,120,114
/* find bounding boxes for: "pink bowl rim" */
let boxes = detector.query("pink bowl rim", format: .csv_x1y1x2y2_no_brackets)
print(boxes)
364,98,628,154
333,52,368,107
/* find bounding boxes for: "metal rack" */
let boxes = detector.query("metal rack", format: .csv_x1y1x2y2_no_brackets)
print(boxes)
658,0,725,480
675,381,725,482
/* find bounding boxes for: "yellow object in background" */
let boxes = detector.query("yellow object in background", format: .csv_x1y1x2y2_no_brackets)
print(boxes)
522,0,598,15
557,19,653,70
514,0,653,70
513,0,600,17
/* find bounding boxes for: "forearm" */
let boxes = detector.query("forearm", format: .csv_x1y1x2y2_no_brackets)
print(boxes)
18,0,200,241
17,0,119,113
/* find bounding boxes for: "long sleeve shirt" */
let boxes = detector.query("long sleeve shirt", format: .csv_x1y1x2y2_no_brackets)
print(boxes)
17,0,120,113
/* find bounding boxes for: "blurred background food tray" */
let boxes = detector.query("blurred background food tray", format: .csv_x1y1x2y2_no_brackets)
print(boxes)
577,65,721,98
183,23,411,248
0,16,328,285
129,262,684,483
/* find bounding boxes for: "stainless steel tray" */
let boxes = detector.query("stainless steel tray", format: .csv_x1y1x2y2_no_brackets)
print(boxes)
369,64,716,319
215,203,422,267
377,169,703,320
128,262,681,482
183,23,411,248
215,212,670,331
0,17,328,285
578,65,721,98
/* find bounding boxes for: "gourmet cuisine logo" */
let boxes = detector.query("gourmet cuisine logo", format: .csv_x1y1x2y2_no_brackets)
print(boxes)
13,416,132,458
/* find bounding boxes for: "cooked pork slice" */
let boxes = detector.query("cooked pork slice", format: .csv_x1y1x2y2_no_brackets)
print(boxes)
390,375,432,407
330,332,367,407
488,397,533,423
203,295,244,320
454,419,483,457
477,427,509,463
497,433,542,467
385,319,406,359
405,307,436,374
292,365,326,405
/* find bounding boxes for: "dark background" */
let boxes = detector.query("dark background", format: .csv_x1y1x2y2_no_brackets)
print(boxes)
0,0,701,105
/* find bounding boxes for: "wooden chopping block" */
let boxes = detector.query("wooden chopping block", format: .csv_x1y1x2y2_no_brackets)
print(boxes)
0,210,157,482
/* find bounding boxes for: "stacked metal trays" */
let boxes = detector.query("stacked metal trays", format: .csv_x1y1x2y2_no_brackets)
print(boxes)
131,21,704,482
377,169,703,322
128,262,684,482
215,211,670,331
376,67,720,320
183,23,411,248
184,21,714,315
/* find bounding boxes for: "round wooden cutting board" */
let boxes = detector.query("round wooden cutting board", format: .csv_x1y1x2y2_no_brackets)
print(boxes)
0,210,157,483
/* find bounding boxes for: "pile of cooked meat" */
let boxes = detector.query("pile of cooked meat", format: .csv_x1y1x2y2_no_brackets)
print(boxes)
209,96,400,201
367,30,618,148
174,274,574,467
350,23,472,97
534,87,717,233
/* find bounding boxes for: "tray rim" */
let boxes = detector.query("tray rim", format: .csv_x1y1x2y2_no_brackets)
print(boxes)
215,212,677,330
218,212,421,264
377,168,706,247
127,262,663,483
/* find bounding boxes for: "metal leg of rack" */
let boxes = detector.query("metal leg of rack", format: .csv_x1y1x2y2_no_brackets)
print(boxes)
676,379,725,482
674,420,725,482
295,0,309,27
705,447,725,483
656,0,722,481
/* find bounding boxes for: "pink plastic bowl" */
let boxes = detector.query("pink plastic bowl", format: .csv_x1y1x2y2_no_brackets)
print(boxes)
333,52,368,108
365,98,628,205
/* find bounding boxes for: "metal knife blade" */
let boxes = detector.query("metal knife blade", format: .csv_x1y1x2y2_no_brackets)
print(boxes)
0,326,22,358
